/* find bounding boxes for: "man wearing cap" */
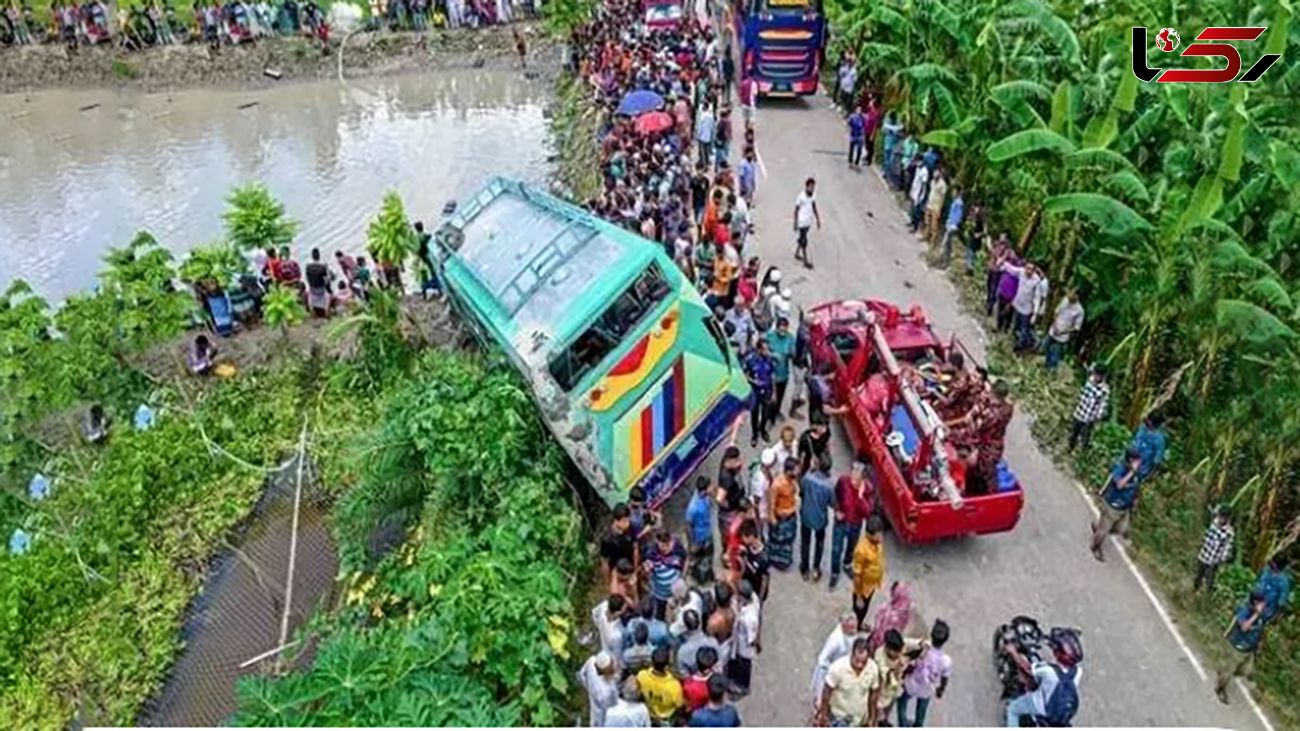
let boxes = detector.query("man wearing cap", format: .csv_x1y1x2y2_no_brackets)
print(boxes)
750,446,778,526
578,650,621,726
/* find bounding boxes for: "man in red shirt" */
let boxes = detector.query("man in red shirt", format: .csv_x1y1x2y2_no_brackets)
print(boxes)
829,458,874,590
681,645,720,712
725,498,758,585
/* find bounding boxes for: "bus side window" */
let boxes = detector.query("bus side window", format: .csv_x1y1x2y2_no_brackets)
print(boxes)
547,264,672,392
704,316,732,366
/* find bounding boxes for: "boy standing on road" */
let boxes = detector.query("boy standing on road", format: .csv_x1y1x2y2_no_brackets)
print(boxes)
792,177,821,270
1194,505,1235,593
1068,364,1109,451
1090,448,1144,562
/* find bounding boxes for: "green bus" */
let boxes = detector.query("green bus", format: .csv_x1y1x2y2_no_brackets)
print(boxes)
434,178,751,507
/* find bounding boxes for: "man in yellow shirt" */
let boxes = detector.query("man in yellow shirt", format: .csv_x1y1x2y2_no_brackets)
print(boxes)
636,646,685,725
852,515,886,631
817,636,881,726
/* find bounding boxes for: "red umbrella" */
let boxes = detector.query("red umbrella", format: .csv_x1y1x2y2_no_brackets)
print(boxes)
635,111,675,136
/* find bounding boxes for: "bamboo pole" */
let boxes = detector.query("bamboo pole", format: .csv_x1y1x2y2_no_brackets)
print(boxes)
275,418,310,674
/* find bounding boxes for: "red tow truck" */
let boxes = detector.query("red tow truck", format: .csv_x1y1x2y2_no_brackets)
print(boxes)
806,299,1024,544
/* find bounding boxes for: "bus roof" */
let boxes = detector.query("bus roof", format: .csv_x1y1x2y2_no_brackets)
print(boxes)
437,178,654,367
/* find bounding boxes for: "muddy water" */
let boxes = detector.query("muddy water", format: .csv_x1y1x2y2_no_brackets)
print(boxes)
142,456,337,727
0,70,551,301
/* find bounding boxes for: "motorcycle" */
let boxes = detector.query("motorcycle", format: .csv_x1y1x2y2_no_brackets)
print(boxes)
992,616,1083,727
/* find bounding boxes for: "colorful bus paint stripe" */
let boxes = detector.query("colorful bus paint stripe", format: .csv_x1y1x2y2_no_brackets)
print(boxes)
640,406,655,471
629,356,689,475
589,307,680,412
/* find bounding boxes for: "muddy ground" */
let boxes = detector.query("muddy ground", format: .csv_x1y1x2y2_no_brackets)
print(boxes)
0,22,557,92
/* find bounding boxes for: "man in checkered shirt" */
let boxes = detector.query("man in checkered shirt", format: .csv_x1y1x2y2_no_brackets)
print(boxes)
1068,363,1110,451
1195,505,1235,592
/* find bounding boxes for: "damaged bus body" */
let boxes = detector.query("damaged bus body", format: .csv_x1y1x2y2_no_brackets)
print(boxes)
435,178,750,507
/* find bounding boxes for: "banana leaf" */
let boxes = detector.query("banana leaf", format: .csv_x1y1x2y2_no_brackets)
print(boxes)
1044,192,1152,235
1214,299,1298,347
987,128,1075,162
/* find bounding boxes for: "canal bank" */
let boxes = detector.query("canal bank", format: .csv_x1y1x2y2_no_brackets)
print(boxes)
0,22,555,92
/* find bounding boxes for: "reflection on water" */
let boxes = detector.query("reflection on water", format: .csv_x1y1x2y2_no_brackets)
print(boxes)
0,71,551,301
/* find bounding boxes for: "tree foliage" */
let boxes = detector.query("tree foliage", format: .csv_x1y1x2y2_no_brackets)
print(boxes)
222,184,299,254
235,354,586,727
366,191,416,270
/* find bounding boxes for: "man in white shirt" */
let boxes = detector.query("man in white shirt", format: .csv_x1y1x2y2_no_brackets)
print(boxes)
908,163,931,233
817,636,881,726
750,447,777,525
792,177,821,269
1002,261,1049,352
728,580,762,696
1045,290,1084,370
696,106,717,164
839,61,859,111
577,651,620,726
591,594,627,660
605,677,653,727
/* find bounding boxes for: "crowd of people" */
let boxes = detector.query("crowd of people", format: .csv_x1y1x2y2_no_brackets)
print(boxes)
0,0,534,50
565,2,970,726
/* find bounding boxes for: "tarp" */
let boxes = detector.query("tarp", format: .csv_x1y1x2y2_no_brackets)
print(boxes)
617,90,665,116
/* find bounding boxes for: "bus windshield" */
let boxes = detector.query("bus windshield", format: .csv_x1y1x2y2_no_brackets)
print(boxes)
548,264,673,392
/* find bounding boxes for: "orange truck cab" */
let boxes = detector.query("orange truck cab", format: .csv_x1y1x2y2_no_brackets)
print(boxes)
806,299,1024,544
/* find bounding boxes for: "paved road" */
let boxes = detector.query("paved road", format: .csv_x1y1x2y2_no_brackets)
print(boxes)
678,92,1270,728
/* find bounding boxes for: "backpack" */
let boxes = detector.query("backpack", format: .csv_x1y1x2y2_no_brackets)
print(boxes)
1041,665,1079,727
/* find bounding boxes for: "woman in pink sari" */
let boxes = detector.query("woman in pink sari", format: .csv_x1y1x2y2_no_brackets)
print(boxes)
867,581,913,652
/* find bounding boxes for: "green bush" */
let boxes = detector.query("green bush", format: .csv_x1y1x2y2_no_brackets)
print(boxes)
235,353,588,727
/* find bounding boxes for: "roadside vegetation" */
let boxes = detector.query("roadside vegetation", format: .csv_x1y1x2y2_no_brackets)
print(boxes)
824,0,1298,722
0,183,587,727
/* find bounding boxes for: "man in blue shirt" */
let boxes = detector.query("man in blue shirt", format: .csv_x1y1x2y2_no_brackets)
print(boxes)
922,146,940,172
765,316,797,418
1129,414,1168,481
1254,556,1293,623
881,112,904,185
685,476,716,585
940,187,965,266
743,338,777,446
799,454,835,581
1090,448,1143,562
738,146,757,204
847,105,866,167
1215,590,1268,704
